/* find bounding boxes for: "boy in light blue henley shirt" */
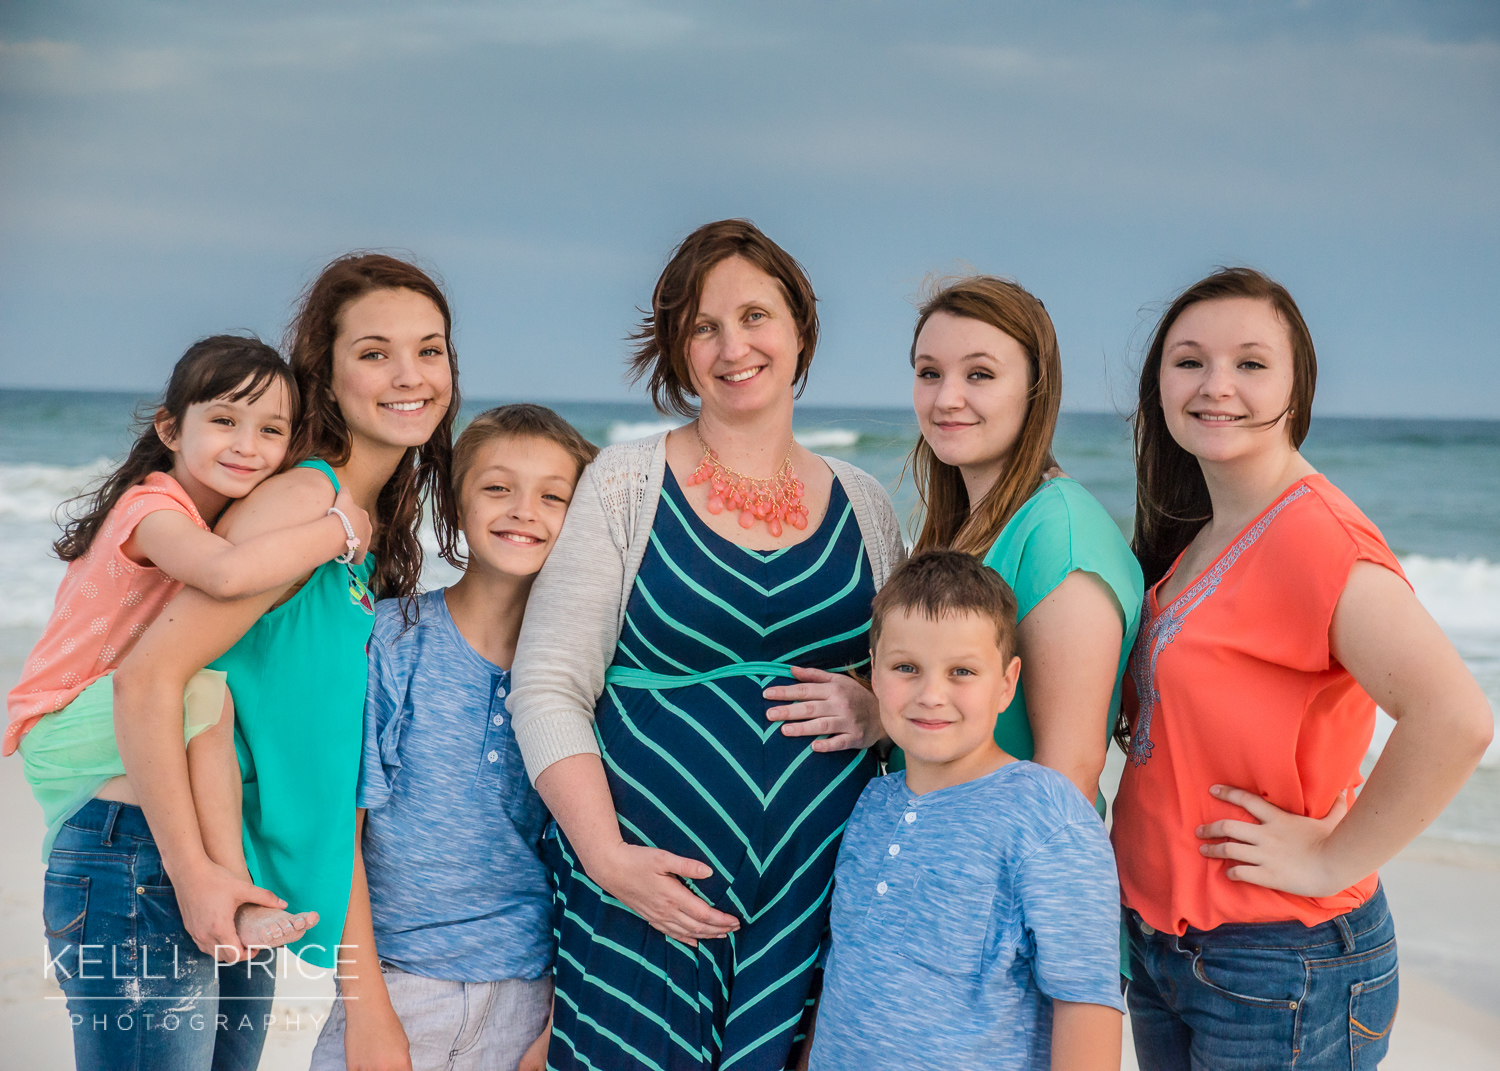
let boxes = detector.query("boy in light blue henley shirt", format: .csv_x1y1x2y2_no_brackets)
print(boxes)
312,406,599,1071
810,551,1124,1071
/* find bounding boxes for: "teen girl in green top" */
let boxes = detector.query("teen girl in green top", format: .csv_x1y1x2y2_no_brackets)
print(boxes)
898,275,1143,810
115,253,461,1070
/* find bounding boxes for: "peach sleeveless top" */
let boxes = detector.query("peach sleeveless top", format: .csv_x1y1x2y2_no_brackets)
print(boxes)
5,472,206,755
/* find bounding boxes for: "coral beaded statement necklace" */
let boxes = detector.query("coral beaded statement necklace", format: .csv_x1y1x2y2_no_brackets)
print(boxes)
685,426,808,537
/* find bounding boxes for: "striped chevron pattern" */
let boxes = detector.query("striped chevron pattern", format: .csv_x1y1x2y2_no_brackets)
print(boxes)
546,468,879,1071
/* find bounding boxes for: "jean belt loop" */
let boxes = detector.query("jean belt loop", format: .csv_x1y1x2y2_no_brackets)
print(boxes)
1333,911,1356,954
101,801,123,847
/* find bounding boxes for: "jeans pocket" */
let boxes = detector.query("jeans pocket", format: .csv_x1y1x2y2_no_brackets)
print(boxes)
43,874,91,983
1348,956,1399,1068
901,875,995,976
1190,943,1304,1010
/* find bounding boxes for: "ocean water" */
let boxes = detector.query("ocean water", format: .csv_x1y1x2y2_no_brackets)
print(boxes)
2,390,1497,844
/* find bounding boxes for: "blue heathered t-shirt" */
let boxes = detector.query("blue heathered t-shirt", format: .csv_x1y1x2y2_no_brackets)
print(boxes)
810,761,1125,1071
358,589,553,982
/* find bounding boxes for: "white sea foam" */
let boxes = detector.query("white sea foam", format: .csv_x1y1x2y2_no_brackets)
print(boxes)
0,460,112,630
1369,556,1500,769
604,420,861,450
606,419,681,444
796,429,860,450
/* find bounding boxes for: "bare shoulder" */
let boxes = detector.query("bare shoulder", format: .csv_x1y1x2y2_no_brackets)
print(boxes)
215,467,336,541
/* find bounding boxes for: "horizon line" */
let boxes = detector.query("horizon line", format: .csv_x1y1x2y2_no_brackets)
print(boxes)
1,385,1498,425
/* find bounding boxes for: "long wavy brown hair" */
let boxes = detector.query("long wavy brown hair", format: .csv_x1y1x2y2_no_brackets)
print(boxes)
285,253,461,600
910,276,1062,556
1131,267,1317,589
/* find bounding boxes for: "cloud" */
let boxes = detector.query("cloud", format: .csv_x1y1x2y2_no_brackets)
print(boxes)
0,0,695,97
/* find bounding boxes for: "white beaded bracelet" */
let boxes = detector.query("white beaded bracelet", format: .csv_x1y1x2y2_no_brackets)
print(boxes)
327,506,360,564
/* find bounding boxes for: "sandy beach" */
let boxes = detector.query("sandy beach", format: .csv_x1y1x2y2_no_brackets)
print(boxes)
2,634,1497,1069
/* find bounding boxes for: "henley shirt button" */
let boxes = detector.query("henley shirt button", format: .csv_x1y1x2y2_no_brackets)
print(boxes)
496,686,506,698
888,844,900,856
876,881,888,895
487,750,499,763
492,714,504,726
904,812,916,824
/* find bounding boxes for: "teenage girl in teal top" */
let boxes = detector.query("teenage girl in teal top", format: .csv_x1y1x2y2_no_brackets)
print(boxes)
896,275,1143,811
209,458,376,962
114,253,462,1070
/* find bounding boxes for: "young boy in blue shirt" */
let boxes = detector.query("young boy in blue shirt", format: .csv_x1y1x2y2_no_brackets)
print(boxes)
809,550,1124,1071
312,405,598,1071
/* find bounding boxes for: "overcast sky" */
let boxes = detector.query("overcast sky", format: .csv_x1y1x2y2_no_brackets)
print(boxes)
2,1,1497,416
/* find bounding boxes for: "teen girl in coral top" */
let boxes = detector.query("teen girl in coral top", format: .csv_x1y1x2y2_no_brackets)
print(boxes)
1110,268,1492,1071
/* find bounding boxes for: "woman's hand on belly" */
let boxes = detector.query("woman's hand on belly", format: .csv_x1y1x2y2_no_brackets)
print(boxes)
764,667,885,752
593,841,741,946
536,754,741,946
1195,784,1353,897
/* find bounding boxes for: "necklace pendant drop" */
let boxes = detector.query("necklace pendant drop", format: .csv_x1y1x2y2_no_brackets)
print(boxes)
687,428,806,538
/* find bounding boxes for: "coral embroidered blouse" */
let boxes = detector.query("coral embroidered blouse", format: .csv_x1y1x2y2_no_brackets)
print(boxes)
1110,475,1407,935
4,472,207,755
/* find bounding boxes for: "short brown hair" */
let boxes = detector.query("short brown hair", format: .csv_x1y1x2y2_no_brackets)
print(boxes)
870,550,1019,660
451,404,599,499
909,275,1062,557
628,219,820,418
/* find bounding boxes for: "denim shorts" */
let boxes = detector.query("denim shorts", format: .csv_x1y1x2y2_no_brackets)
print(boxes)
1124,885,1399,1071
42,799,276,1071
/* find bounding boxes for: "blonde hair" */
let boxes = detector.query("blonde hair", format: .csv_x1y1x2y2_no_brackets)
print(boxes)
909,275,1062,556
451,404,599,500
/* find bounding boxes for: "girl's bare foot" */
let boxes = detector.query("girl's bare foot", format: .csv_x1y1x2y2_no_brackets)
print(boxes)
235,903,319,949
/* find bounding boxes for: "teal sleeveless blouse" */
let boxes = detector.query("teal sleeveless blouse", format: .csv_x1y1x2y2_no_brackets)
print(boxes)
211,460,376,967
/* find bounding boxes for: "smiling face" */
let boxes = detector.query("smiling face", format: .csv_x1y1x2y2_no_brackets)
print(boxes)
686,256,803,421
913,311,1033,488
160,376,294,511
330,287,453,454
1159,297,1299,465
873,607,1021,792
458,434,581,580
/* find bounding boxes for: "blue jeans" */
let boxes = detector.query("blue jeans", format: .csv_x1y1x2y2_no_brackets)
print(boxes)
42,799,276,1071
1124,886,1399,1070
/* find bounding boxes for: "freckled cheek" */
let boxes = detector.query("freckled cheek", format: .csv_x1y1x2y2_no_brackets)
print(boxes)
427,363,455,406
331,359,383,411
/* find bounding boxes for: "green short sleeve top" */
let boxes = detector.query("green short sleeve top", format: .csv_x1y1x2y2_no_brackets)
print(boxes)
979,477,1143,768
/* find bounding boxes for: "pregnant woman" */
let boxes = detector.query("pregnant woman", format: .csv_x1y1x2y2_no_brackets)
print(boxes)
114,253,460,1068
509,219,904,1071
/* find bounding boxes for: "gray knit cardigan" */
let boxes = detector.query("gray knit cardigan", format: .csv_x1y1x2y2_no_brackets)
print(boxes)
508,432,906,782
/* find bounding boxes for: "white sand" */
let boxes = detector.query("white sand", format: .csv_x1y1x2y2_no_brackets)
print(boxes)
3,653,1497,1068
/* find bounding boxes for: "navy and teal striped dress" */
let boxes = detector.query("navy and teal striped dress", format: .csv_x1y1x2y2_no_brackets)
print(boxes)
546,467,879,1071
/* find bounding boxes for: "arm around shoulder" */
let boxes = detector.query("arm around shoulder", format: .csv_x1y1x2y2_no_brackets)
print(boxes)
132,480,359,600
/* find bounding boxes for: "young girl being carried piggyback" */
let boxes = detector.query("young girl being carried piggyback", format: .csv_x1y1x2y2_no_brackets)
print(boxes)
10,335,372,965
312,405,597,1071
